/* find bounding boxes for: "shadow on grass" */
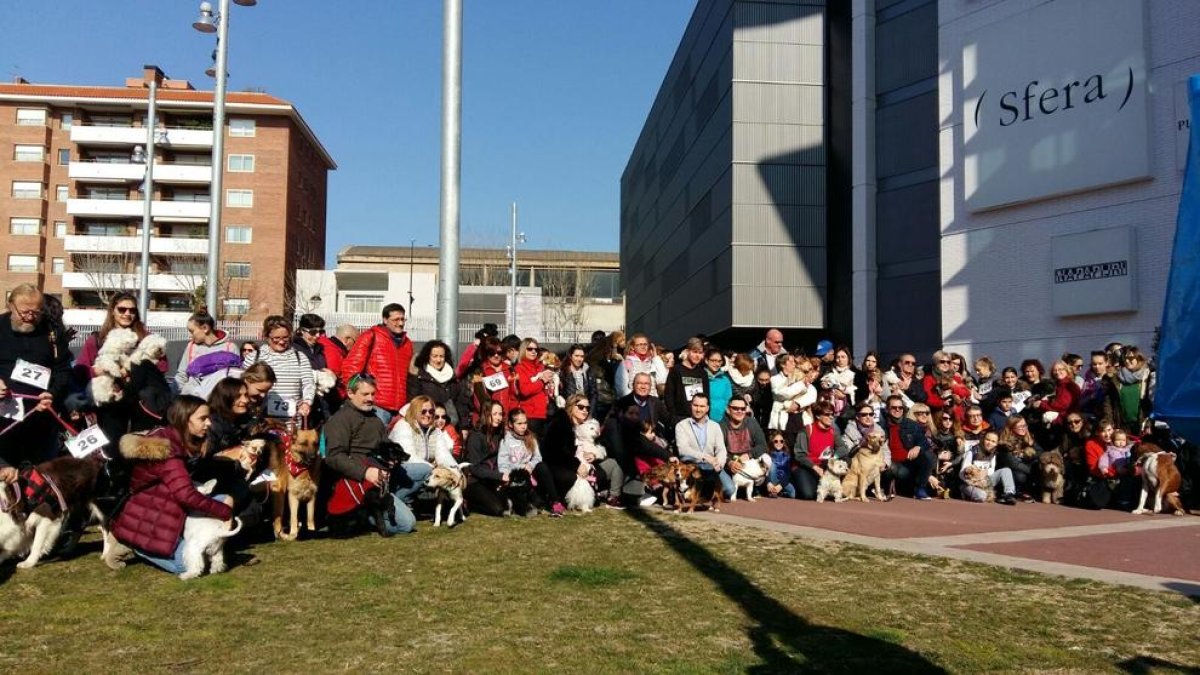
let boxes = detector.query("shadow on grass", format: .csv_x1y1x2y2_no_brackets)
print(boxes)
625,508,947,674
1161,581,1200,602
1116,655,1200,674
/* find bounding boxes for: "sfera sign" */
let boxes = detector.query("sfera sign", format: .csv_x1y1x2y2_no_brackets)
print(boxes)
962,0,1150,211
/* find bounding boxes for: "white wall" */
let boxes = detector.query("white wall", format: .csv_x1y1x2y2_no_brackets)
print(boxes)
937,0,1200,366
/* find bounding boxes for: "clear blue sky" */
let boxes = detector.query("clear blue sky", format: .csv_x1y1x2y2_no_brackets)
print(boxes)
0,1,695,265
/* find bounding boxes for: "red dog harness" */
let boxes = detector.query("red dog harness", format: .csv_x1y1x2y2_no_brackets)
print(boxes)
18,466,67,518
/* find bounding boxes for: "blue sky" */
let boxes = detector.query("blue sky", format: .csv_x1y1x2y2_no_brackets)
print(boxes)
0,1,695,265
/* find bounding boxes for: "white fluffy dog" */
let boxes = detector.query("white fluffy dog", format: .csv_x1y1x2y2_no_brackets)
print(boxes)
565,419,607,512
130,333,168,366
314,369,338,396
0,485,31,565
90,327,140,404
815,457,850,503
729,454,773,502
179,480,242,580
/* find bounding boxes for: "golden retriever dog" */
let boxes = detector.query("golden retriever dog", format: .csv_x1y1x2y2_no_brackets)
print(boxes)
841,432,888,502
271,429,321,541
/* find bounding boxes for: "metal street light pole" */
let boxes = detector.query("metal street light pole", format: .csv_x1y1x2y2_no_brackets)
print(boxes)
436,0,462,348
135,78,158,318
508,202,525,336
408,238,416,314
194,0,254,317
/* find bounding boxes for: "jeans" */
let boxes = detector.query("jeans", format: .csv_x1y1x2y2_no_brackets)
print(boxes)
372,462,432,535
373,407,396,427
684,459,735,499
989,467,1015,494
790,467,819,500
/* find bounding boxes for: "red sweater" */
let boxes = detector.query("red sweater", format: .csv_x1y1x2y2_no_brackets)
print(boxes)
807,424,835,464
514,358,551,421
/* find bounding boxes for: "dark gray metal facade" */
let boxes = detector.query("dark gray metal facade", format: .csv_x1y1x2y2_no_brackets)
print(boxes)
873,0,941,358
621,0,829,347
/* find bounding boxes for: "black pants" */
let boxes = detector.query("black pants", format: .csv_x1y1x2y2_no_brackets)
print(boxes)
1000,450,1035,496
884,450,934,497
791,467,819,500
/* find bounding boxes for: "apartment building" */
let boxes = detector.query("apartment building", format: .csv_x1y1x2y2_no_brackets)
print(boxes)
0,65,335,325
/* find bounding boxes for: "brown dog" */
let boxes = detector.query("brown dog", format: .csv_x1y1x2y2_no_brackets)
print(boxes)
644,462,684,509
842,432,887,502
681,463,724,514
1132,443,1188,516
1039,450,1066,504
6,455,107,569
271,429,322,541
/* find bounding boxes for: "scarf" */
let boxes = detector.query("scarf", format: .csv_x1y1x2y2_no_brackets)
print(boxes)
727,366,753,390
1118,366,1150,385
426,362,455,384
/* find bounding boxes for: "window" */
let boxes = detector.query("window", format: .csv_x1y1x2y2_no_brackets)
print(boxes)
225,189,253,208
56,185,70,202
229,119,256,137
58,149,70,165
51,258,65,275
223,298,250,316
81,222,129,236
342,294,385,314
84,186,126,200
536,268,578,297
54,221,67,238
226,225,252,243
61,113,73,129
581,270,621,301
10,218,40,236
12,181,42,199
14,145,44,162
224,262,251,278
7,255,39,273
227,154,254,172
16,108,46,126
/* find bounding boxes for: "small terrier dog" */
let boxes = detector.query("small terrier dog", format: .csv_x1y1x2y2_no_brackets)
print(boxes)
1132,444,1188,516
815,458,850,503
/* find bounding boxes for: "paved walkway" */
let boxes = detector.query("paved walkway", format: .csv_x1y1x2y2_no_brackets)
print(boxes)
696,496,1200,597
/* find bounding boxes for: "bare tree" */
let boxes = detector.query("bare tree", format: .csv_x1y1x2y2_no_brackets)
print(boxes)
70,252,130,306
539,265,587,335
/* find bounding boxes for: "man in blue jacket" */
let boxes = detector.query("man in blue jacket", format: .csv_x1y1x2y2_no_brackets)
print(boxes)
880,394,935,500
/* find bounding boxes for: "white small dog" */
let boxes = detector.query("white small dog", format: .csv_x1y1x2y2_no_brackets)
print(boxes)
565,418,606,512
130,333,168,366
427,464,469,527
90,327,141,404
729,454,773,502
179,480,242,580
0,487,31,565
314,369,338,396
565,477,597,513
815,458,850,503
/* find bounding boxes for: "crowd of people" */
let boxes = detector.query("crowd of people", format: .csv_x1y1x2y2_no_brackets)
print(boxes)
0,282,1192,577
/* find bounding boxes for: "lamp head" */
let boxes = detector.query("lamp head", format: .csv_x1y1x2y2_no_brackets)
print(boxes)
131,146,146,163
193,2,217,33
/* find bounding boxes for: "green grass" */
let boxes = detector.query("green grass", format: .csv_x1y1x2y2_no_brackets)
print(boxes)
1,510,1197,674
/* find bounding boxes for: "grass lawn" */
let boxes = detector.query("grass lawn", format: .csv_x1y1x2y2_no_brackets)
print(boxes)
1,509,1197,674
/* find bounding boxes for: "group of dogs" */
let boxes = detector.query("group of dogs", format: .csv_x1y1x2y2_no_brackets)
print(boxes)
0,421,472,580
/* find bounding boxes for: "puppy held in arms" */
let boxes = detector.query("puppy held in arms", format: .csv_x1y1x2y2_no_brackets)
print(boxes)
180,479,242,580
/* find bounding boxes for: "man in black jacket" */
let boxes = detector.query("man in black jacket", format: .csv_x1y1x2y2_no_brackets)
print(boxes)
880,394,935,499
663,337,709,424
0,284,73,466
611,372,671,440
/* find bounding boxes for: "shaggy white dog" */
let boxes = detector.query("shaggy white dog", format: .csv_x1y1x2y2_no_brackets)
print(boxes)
90,328,140,404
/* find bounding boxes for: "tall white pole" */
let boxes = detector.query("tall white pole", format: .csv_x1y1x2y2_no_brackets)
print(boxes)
436,0,463,348
510,201,518,335
205,0,231,317
137,79,158,318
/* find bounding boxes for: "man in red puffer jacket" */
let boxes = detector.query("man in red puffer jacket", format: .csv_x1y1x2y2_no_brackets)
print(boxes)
340,304,413,425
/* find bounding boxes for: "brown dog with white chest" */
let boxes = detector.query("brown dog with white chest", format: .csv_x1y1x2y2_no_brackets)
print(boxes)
271,429,322,540
842,432,888,502
1132,442,1188,516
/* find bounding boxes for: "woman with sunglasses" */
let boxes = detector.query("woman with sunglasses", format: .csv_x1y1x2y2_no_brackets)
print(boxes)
791,401,845,500
1103,347,1155,433
542,393,624,509
469,336,517,426
292,313,339,422
74,292,163,380
242,315,314,424
388,394,455,482
513,337,555,438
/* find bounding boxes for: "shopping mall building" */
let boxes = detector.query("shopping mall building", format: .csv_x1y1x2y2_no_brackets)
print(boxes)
621,0,1197,365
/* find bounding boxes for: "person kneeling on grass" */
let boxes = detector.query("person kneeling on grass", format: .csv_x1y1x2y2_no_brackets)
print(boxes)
324,374,428,534
107,396,236,573
958,430,1016,505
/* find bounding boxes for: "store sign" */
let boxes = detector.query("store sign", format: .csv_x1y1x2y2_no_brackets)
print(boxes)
1051,226,1137,317
1177,80,1193,172
963,0,1150,211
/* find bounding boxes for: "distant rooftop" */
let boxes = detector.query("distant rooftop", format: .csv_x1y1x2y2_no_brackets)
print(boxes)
339,245,618,264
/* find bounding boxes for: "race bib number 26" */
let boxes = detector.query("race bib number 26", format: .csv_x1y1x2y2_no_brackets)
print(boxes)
66,425,109,458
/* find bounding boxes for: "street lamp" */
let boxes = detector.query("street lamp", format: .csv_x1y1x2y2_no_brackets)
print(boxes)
408,238,416,314
193,0,255,317
131,78,158,318
506,201,525,336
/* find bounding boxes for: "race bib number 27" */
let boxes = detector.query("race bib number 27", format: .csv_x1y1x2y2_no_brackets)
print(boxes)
11,359,51,390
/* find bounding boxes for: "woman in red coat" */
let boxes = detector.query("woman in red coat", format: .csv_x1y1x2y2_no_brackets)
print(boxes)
110,395,234,575
514,338,554,438
469,337,517,425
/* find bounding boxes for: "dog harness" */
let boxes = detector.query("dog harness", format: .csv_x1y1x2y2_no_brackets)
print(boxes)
18,466,67,518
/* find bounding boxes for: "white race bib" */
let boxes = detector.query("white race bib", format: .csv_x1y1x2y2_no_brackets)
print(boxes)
964,440,980,454
483,373,508,392
66,425,109,458
11,359,51,390
266,395,297,419
684,382,704,401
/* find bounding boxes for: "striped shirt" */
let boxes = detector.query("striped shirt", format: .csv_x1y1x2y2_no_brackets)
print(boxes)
245,346,315,413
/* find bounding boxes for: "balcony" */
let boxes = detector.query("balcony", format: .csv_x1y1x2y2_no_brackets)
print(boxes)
61,272,204,293
70,125,214,149
63,235,208,255
66,198,210,222
69,160,212,185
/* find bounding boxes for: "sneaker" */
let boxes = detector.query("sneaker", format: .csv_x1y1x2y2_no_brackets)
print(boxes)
639,495,658,507
550,502,566,517
915,489,932,501
604,497,626,510
998,493,1017,505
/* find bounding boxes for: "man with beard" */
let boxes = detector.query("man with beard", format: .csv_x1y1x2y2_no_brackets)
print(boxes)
0,284,73,466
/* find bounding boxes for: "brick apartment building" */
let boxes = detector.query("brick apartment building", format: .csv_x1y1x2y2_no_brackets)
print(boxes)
0,65,335,325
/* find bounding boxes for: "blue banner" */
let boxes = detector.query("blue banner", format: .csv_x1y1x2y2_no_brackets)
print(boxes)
1155,75,1200,443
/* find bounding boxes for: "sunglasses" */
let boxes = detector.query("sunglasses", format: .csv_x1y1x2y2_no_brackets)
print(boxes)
575,404,590,411
115,306,137,315
729,406,747,412
937,359,951,364
771,439,786,445
901,360,915,365
914,411,930,416
857,412,875,418
419,408,434,415
301,328,324,336
1068,419,1084,425
887,406,904,411
817,412,833,418
434,414,447,420
526,346,539,352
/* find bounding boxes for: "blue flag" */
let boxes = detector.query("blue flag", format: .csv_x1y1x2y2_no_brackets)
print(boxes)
1155,75,1200,443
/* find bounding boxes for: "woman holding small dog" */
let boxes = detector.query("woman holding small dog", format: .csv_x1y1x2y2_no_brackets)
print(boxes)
997,416,1042,500
513,338,555,439
959,430,1017,505
542,393,624,509
73,292,166,381
109,396,236,573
